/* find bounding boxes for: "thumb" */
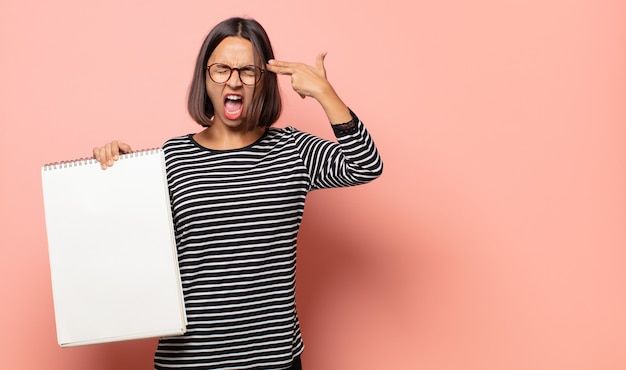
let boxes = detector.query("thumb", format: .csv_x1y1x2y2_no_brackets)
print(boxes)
316,52,328,77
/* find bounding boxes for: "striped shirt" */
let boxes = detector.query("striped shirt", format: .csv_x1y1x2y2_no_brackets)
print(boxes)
154,112,383,369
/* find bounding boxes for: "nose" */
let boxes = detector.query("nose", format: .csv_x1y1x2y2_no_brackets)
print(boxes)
226,69,242,87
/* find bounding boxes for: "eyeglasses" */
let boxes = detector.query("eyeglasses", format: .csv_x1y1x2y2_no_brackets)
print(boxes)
206,63,264,86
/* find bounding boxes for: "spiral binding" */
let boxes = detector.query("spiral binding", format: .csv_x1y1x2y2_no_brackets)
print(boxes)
42,148,162,171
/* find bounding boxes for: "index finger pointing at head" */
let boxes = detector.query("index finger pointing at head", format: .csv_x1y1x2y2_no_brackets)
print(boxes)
267,59,293,67
266,60,295,75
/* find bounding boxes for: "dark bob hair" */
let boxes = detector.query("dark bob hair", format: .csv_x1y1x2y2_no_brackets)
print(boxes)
187,17,282,131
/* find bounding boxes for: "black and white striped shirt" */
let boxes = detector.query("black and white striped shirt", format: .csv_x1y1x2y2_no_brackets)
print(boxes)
154,112,382,369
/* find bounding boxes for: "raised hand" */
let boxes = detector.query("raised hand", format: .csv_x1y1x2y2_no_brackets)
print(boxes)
266,52,332,100
266,52,352,124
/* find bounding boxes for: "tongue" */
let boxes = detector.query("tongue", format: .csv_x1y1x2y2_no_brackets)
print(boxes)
224,99,243,120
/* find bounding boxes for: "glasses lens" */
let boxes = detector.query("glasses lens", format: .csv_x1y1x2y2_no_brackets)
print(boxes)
208,64,231,84
239,66,261,85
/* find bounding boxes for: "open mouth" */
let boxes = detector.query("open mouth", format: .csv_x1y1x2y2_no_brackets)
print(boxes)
224,94,243,120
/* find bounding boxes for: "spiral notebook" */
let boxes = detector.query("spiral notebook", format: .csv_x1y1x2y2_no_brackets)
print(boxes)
41,149,187,347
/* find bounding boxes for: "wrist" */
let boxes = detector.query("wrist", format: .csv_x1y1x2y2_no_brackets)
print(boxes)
316,87,351,124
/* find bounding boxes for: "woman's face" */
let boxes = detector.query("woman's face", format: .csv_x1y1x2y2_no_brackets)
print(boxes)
206,36,258,129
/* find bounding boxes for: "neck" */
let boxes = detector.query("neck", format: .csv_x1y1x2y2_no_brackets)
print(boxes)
193,123,265,150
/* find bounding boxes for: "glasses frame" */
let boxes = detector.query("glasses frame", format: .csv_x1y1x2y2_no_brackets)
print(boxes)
206,63,265,86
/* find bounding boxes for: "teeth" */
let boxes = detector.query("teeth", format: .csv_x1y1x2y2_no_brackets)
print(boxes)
225,95,242,101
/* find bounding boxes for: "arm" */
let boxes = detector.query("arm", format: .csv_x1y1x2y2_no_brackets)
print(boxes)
266,53,382,189
291,111,383,190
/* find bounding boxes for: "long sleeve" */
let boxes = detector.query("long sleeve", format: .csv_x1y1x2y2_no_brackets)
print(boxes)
291,110,383,191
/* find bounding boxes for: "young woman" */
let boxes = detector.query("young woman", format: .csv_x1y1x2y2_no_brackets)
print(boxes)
94,17,382,370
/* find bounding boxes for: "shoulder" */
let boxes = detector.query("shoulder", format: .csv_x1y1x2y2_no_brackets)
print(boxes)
261,126,301,144
162,134,194,151
265,125,316,142
266,126,297,136
161,135,200,161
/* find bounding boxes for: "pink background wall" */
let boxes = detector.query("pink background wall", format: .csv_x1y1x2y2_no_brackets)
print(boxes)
1,0,625,369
